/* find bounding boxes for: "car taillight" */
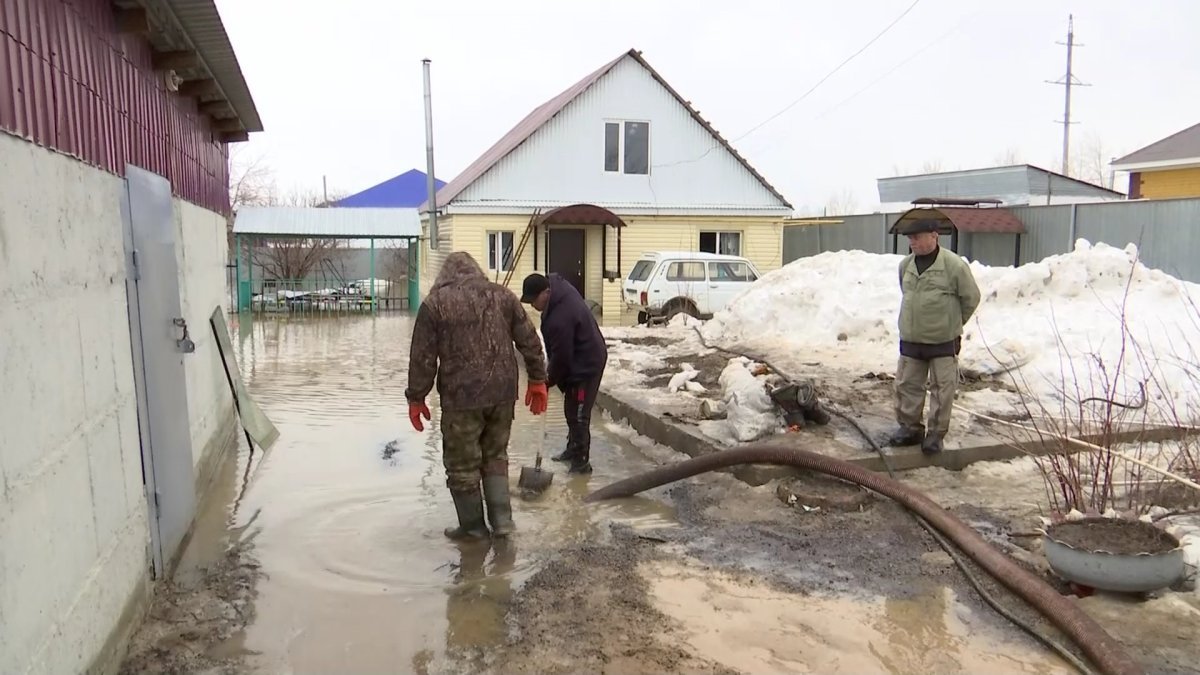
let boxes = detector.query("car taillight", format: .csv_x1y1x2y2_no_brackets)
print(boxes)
640,291,648,305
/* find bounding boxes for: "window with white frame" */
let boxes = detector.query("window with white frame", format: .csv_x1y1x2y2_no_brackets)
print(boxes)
699,231,742,256
487,231,515,271
604,121,650,175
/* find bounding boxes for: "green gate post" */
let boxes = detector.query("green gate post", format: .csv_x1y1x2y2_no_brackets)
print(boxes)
369,238,376,315
408,239,420,310
236,234,251,312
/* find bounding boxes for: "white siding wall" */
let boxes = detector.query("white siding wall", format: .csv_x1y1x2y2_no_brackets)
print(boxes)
0,133,236,674
454,56,789,211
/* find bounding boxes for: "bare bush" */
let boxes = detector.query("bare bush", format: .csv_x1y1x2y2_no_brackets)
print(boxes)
974,250,1200,518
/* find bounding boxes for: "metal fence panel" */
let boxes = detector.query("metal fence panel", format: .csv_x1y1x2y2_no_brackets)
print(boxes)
784,199,1200,281
1074,199,1200,282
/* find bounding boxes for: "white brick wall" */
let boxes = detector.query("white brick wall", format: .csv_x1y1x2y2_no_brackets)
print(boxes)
0,133,236,673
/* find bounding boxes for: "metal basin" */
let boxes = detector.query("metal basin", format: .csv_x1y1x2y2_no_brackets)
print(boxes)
1043,519,1184,593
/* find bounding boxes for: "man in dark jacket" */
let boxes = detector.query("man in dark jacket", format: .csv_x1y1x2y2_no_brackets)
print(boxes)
521,273,608,474
407,252,549,540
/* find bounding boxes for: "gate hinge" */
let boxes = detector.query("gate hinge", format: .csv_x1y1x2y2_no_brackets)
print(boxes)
131,249,142,281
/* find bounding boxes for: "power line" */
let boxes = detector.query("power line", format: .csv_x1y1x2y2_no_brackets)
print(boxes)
652,0,924,170
730,0,923,143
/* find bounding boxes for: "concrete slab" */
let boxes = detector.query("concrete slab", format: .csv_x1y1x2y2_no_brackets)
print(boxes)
597,387,1188,483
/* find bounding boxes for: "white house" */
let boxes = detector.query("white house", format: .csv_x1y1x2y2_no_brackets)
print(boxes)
418,48,794,318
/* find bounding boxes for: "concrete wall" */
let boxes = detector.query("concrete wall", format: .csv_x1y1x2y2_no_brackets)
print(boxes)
176,201,238,488
0,134,236,673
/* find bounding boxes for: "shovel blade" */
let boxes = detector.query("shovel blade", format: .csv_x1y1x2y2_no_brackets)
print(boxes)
518,465,553,492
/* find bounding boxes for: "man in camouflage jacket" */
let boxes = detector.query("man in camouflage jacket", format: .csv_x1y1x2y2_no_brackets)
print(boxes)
406,252,549,540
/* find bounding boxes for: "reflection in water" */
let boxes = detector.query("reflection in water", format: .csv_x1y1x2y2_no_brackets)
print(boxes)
185,314,676,673
650,562,1072,675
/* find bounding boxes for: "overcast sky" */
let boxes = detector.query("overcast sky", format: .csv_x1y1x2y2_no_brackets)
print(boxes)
215,0,1200,213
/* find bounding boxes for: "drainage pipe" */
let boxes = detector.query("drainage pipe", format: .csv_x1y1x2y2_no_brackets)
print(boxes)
585,444,1143,675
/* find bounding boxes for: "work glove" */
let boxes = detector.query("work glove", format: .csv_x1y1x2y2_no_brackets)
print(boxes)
408,401,431,432
525,382,548,415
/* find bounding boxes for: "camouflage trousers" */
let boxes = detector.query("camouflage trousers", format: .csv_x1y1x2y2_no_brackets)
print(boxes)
441,403,515,493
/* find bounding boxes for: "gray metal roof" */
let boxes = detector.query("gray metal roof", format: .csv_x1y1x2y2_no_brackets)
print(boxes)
233,207,421,238
1112,121,1200,168
145,0,263,132
878,164,1123,204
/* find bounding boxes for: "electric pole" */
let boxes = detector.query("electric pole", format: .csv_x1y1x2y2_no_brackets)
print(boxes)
1046,15,1090,177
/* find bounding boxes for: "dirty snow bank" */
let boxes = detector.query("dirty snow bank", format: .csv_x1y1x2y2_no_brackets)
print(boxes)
703,241,1200,422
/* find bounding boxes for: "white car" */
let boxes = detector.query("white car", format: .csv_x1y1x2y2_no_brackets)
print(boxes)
624,251,761,324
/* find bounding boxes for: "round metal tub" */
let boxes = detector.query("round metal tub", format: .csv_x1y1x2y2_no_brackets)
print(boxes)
1043,518,1184,593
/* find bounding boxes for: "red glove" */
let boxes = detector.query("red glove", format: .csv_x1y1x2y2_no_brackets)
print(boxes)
525,382,548,415
408,401,431,432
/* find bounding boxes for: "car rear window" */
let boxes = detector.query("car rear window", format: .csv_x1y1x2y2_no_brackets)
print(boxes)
628,260,655,282
666,262,707,282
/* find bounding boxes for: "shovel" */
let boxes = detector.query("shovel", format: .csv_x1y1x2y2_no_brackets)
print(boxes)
518,412,554,494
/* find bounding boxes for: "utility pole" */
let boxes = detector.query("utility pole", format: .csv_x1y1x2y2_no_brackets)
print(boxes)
1046,15,1089,177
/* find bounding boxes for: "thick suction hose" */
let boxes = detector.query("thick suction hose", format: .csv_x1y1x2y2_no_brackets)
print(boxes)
585,444,1142,675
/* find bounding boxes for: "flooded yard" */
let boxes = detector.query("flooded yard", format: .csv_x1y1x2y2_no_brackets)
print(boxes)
122,313,1093,674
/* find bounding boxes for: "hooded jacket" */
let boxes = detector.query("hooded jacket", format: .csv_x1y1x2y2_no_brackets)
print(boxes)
540,274,608,390
405,252,547,411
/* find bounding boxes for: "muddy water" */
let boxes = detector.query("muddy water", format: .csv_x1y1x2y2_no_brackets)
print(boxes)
190,314,675,673
649,562,1072,674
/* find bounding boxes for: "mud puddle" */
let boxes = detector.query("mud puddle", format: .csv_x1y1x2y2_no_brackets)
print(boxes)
648,561,1071,674
122,314,677,674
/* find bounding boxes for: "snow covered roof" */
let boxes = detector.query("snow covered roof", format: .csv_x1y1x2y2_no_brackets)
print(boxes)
233,207,421,238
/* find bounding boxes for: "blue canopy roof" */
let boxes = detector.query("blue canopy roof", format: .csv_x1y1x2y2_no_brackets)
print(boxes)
335,169,445,208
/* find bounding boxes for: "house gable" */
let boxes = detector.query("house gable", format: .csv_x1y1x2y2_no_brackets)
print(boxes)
1112,121,1200,171
433,50,792,215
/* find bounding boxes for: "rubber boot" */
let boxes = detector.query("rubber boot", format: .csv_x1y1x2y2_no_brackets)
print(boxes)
921,432,944,455
482,475,515,537
551,443,580,463
567,447,593,474
444,490,490,540
802,400,832,426
886,424,925,447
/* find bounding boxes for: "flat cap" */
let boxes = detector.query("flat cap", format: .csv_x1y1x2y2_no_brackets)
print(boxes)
897,218,941,235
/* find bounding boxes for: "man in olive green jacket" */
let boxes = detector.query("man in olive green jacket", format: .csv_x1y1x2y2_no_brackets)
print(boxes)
888,219,981,455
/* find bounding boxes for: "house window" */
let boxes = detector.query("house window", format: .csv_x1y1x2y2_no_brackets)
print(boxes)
666,262,706,282
487,231,515,271
603,121,650,175
699,231,742,256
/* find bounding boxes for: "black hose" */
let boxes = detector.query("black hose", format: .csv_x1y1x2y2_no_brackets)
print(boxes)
585,445,1140,675
826,405,1098,675
588,327,1139,675
690,325,1099,673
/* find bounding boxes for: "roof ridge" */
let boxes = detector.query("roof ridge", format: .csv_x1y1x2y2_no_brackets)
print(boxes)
422,48,791,212
1112,121,1200,166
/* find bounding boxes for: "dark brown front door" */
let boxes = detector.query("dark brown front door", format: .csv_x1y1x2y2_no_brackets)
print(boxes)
547,229,586,297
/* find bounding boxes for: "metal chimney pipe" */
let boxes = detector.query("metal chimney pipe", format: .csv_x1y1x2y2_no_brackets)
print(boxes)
422,59,439,249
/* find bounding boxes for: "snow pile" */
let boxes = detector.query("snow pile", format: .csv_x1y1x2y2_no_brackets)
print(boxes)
669,313,706,328
712,358,781,443
703,241,1200,421
667,364,706,394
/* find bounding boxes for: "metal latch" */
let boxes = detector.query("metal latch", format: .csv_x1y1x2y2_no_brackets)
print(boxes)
173,318,196,353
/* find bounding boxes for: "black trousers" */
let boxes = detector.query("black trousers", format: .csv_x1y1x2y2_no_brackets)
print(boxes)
563,373,603,458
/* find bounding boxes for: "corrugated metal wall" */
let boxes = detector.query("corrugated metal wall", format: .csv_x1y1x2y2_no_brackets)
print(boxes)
0,0,230,213
784,198,1200,281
